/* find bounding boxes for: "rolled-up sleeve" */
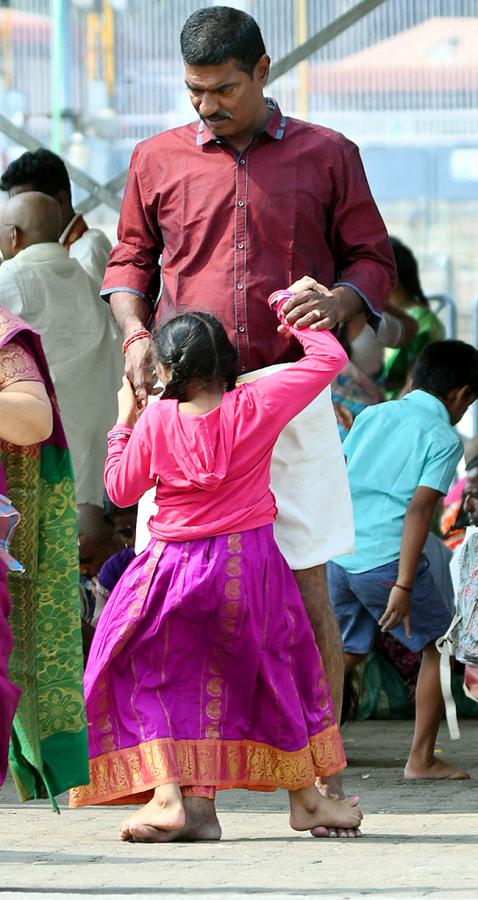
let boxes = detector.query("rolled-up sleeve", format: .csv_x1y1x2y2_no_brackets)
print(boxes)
101,144,164,304
329,138,397,330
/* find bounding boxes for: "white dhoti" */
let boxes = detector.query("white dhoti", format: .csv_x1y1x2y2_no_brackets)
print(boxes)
135,366,355,569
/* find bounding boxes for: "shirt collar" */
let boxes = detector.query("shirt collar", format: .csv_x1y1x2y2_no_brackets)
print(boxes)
402,389,451,424
15,242,68,264
60,212,88,248
196,98,286,147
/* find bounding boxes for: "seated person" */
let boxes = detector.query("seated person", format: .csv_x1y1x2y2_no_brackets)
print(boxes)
333,304,418,438
441,448,478,548
328,339,478,780
78,503,125,660
103,496,138,548
383,237,445,398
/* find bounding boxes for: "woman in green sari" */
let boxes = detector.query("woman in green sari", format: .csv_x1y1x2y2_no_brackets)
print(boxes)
0,306,88,809
383,237,445,398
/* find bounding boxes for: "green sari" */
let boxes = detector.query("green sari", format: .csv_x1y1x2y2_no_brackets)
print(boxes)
0,307,88,810
383,305,445,399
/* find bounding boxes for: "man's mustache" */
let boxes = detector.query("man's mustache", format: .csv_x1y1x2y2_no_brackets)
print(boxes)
199,112,233,122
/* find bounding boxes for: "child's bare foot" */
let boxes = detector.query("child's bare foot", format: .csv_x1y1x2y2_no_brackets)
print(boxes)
289,784,363,834
120,783,185,842
314,774,363,838
122,796,222,844
404,757,470,780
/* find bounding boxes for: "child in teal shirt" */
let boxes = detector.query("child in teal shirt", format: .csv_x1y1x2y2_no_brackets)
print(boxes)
328,340,478,780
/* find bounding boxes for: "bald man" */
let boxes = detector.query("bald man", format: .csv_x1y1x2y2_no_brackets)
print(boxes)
0,191,123,506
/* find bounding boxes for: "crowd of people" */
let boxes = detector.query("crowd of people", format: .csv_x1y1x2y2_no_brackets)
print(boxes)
0,5,477,843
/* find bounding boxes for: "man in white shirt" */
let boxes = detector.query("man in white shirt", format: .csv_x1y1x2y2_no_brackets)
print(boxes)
0,148,111,293
0,191,123,506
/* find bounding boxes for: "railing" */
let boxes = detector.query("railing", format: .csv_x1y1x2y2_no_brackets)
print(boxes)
428,293,457,340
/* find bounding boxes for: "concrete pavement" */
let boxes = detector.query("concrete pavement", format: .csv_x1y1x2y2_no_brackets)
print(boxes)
0,719,477,899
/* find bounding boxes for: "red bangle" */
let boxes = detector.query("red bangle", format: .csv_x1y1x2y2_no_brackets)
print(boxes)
122,329,151,355
393,583,412,592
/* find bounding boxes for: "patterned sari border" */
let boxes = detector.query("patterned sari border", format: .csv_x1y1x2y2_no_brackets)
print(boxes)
70,726,346,807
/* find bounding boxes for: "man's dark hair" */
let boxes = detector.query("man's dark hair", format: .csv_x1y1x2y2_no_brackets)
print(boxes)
0,148,71,200
154,311,238,403
180,6,266,77
412,340,478,399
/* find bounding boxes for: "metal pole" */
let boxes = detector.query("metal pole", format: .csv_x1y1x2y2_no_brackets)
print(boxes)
295,0,308,121
51,0,64,153
269,0,387,84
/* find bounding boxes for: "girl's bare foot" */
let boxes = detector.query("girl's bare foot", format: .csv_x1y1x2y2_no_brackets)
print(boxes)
314,774,363,837
122,796,222,844
404,756,470,780
289,784,363,834
120,783,185,842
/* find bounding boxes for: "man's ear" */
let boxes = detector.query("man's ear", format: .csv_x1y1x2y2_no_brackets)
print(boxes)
254,54,270,86
458,385,474,404
10,224,21,252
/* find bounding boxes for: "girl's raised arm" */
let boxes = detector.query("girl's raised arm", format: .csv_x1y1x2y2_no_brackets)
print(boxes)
249,289,348,432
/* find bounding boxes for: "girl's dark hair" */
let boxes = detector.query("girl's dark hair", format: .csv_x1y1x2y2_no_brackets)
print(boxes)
390,236,428,307
180,6,266,77
154,311,239,403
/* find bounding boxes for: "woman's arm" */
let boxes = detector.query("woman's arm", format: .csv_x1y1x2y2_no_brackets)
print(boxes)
0,381,53,445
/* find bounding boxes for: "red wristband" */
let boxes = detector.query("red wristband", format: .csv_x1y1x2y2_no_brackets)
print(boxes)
393,583,412,592
122,329,151,355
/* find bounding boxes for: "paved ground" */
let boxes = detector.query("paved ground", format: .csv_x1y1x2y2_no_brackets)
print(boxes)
0,719,477,899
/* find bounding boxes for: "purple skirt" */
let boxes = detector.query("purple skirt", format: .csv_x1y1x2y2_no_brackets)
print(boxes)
71,526,345,806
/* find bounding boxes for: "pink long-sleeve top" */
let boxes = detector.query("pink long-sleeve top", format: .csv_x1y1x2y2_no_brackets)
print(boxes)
105,292,348,542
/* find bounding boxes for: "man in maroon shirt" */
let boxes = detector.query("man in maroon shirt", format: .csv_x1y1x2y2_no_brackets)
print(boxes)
103,6,396,840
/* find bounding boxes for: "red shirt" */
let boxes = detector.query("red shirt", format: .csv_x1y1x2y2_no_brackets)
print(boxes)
102,100,396,373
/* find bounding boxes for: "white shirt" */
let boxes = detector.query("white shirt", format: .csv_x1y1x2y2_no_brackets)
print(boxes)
0,243,123,505
60,215,112,294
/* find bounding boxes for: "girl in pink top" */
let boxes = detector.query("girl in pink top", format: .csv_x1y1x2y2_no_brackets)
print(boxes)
70,288,363,842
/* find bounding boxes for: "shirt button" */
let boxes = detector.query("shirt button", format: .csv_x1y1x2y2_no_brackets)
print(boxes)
239,325,246,333
238,200,244,207
237,283,243,290
241,365,247,373
240,159,246,165
237,242,244,249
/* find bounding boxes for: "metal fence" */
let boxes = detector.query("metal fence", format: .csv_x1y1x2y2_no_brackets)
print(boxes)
0,0,477,347
2,0,478,158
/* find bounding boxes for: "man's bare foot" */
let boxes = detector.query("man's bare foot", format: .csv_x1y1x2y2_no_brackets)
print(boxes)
289,784,363,834
121,796,222,844
404,757,470,780
314,773,362,838
120,783,185,842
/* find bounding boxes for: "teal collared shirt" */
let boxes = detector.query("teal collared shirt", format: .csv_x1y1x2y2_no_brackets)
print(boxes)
335,390,463,574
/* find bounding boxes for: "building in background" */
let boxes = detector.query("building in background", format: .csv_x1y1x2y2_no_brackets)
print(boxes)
0,0,477,334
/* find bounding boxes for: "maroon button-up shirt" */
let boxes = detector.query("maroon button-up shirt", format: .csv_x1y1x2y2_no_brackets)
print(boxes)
102,101,396,373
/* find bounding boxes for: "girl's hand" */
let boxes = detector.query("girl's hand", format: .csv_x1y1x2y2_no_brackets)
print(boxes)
117,376,138,427
378,586,412,637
